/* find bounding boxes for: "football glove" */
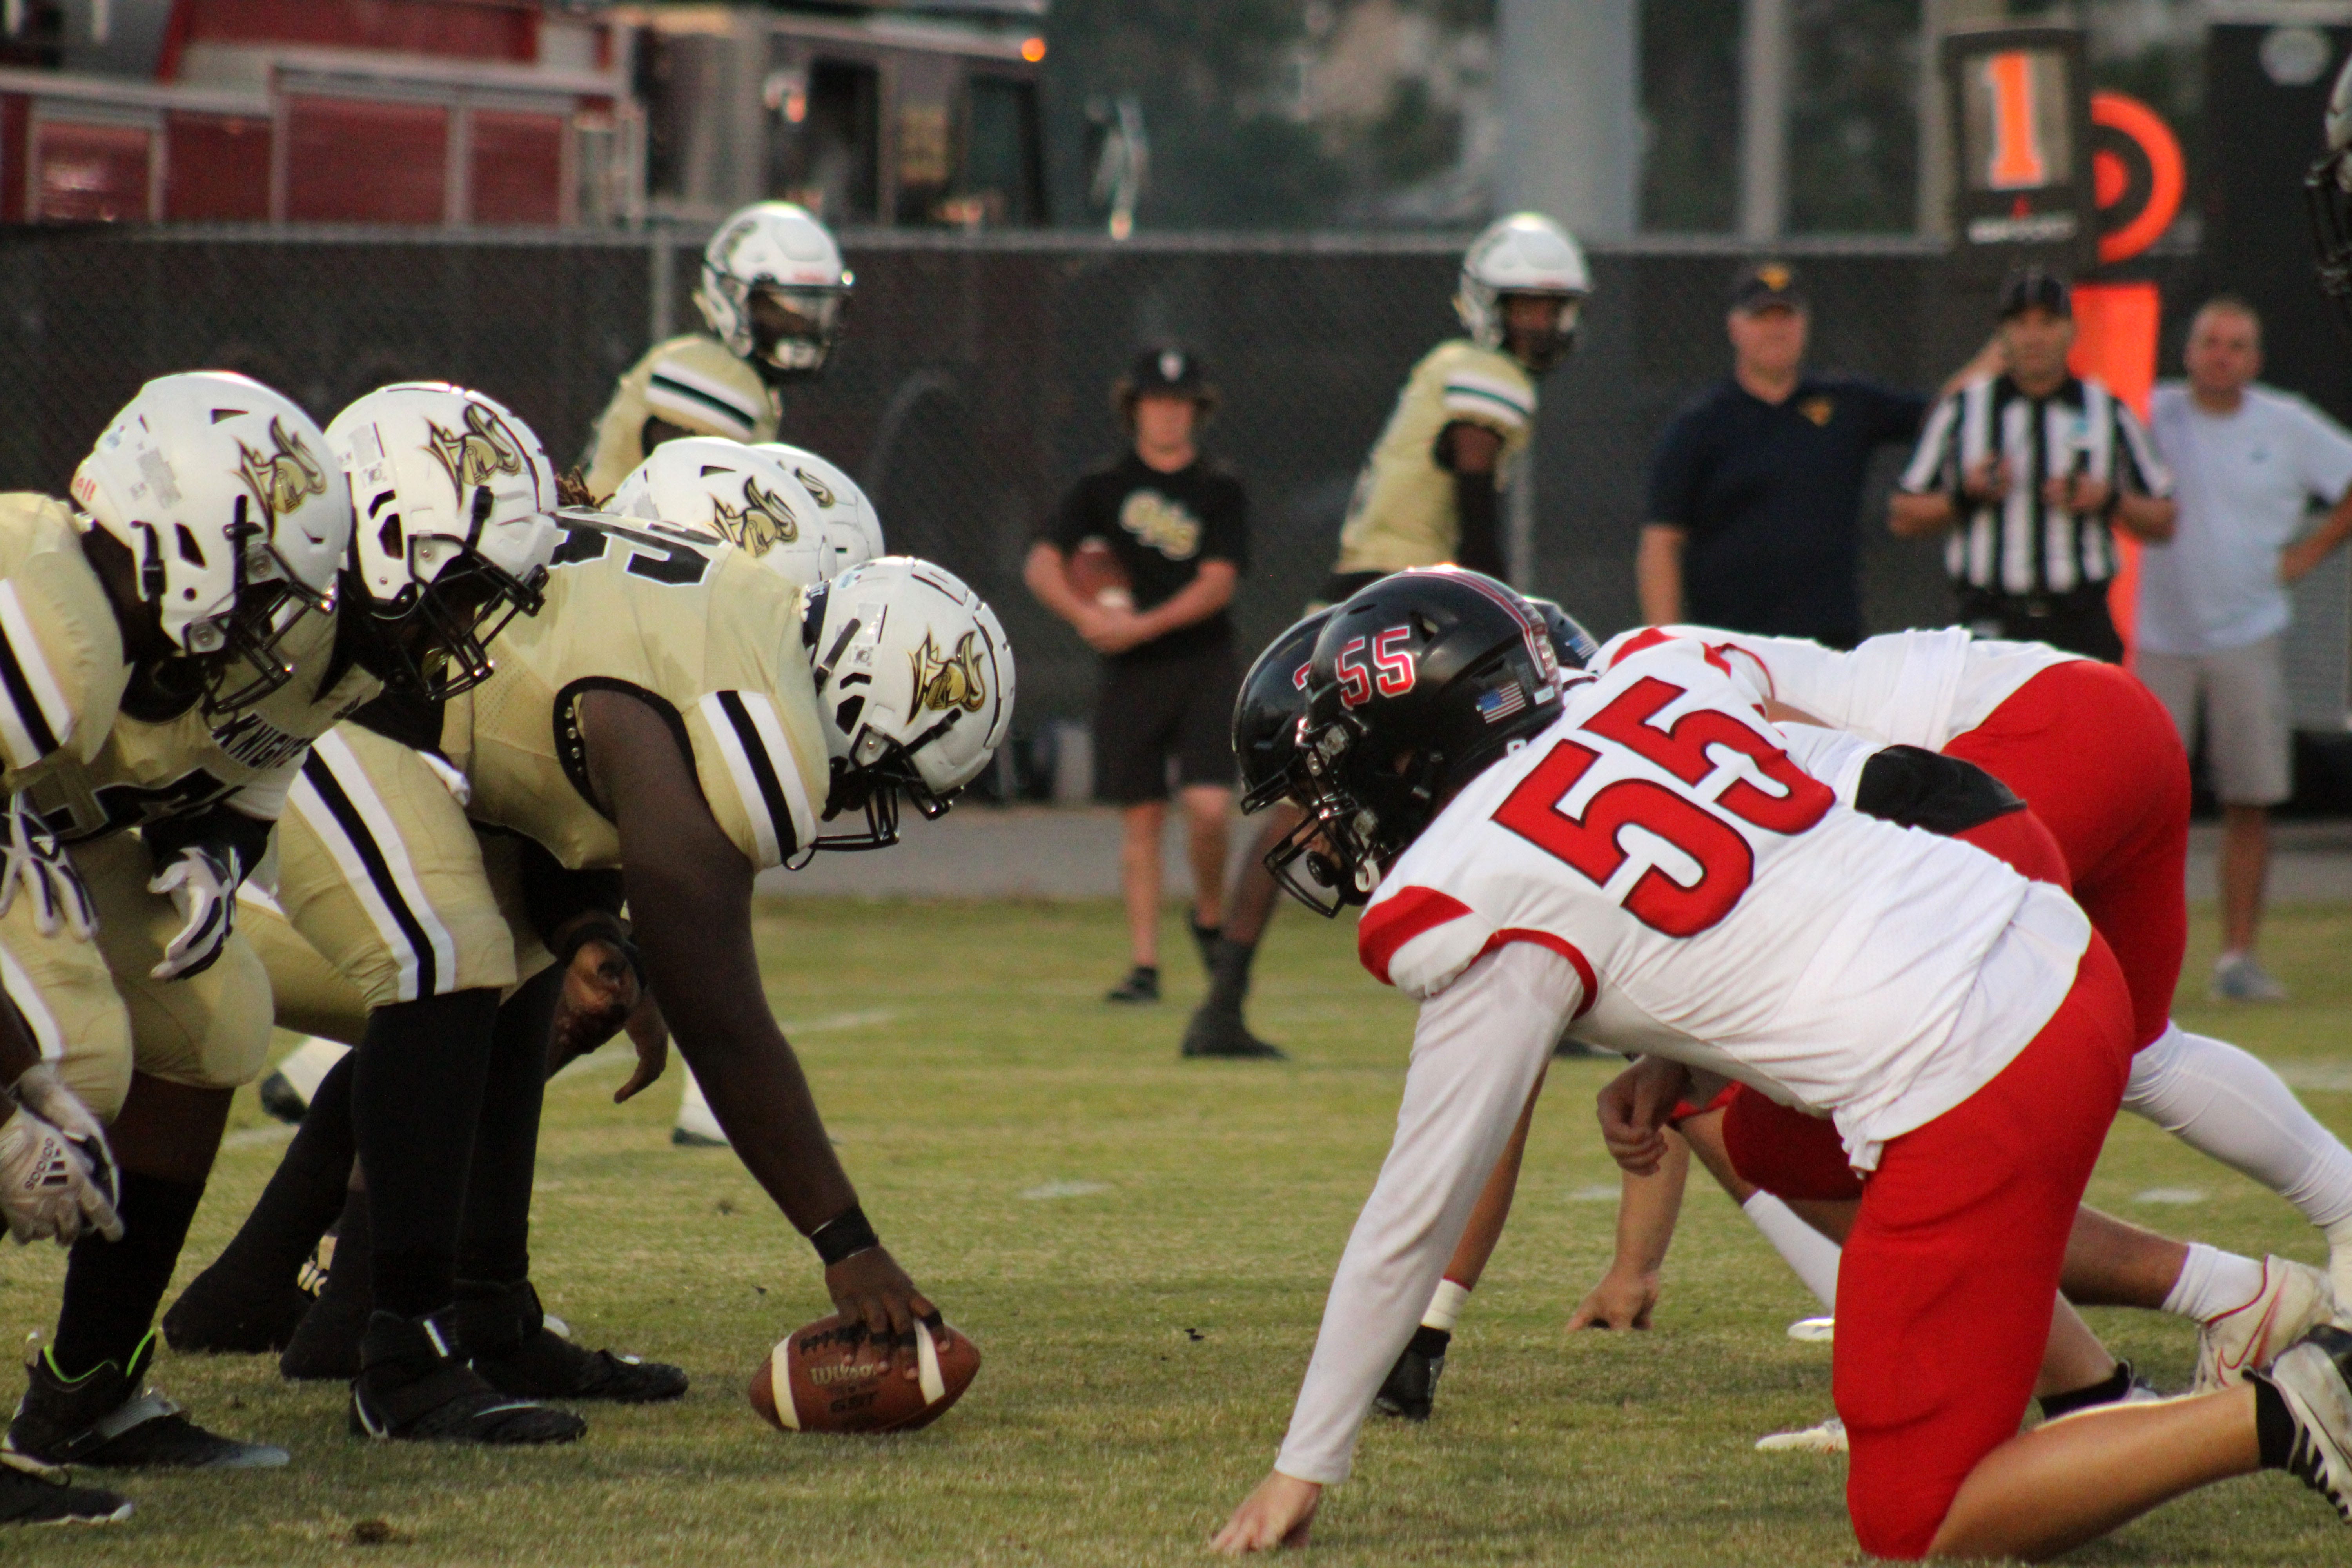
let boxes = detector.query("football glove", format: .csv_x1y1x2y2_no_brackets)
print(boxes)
0,1065,122,1246
148,844,239,981
0,793,94,941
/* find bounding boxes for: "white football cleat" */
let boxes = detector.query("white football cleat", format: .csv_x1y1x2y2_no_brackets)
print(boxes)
1755,1414,1845,1453
670,1065,730,1149
2197,1256,2337,1392
2254,1325,2352,1522
1786,1316,1834,1343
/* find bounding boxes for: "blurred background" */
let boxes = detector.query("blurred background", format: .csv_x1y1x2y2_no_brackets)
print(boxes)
0,0,2346,804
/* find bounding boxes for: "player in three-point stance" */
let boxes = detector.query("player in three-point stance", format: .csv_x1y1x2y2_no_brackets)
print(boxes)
1212,568,2352,1559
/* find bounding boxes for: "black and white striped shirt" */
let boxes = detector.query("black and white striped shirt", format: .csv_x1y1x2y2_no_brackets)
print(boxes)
1899,374,2171,597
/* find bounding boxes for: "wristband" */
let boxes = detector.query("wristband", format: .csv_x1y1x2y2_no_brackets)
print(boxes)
811,1204,880,1267
550,911,644,989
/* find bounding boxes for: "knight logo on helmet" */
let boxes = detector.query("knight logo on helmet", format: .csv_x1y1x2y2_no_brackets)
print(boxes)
713,476,802,552
423,403,526,499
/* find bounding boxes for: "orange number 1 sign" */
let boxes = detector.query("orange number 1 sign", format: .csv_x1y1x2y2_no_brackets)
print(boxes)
1986,51,2047,189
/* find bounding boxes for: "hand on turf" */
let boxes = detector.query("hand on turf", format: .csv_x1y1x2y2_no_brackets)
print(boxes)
1596,1056,1689,1176
1566,1267,1660,1331
1212,1471,1322,1554
825,1245,936,1380
613,991,670,1104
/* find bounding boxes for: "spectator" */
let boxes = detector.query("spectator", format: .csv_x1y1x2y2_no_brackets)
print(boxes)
2140,296,2352,1001
1891,267,2176,659
1639,262,1938,647
1024,348,1252,1017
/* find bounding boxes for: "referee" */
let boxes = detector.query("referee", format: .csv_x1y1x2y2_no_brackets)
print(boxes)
1891,268,2175,659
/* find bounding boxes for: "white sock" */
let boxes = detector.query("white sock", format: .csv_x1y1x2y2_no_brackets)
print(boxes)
1741,1191,1841,1310
2160,1241,2268,1323
674,1063,728,1143
2124,1023,2352,1295
1421,1278,1472,1333
273,1036,350,1102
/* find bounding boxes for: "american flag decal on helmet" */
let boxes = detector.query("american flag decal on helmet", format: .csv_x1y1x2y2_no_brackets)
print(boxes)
1476,682,1527,724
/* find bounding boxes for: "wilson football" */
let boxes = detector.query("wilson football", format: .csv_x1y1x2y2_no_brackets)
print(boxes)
747,1314,980,1434
1066,537,1132,609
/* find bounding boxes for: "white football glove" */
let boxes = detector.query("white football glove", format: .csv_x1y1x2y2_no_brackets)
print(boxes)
0,1065,122,1246
148,844,238,981
0,793,94,941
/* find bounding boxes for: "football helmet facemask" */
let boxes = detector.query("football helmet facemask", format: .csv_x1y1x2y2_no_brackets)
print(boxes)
753,442,886,578
799,557,1013,851
1456,212,1592,376
72,372,351,714
325,383,560,700
2311,56,2352,337
695,202,851,378
612,438,829,587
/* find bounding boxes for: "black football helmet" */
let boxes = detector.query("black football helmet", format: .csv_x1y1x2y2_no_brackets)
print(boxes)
1521,594,1599,671
1268,568,1562,915
1233,610,1334,816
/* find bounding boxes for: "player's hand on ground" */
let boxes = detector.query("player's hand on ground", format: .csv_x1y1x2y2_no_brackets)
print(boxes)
1596,1056,1688,1175
613,990,669,1103
1212,1472,1322,1554
824,1245,936,1380
1567,1267,1660,1331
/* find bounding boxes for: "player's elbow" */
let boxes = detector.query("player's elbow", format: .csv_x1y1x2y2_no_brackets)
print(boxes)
2127,500,2177,542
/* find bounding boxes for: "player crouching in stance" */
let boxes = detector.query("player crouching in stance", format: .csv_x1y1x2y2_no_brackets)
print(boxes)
1212,568,2352,1559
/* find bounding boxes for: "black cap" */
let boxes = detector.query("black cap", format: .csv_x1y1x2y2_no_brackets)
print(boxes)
1998,267,2072,320
1730,261,1806,313
1121,344,1211,399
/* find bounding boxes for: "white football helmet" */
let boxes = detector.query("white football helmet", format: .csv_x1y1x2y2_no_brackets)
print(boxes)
325,383,560,699
1455,212,1591,374
800,556,1013,849
612,438,828,587
71,371,350,712
695,201,851,378
2314,56,2352,333
753,442,885,578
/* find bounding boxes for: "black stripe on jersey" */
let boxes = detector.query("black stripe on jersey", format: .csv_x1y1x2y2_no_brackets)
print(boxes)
301,750,437,997
713,689,799,859
648,373,758,434
552,677,693,821
0,624,60,759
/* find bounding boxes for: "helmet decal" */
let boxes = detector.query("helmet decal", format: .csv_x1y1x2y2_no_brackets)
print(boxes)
909,630,988,715
792,465,836,509
423,402,525,501
711,474,802,551
235,418,328,521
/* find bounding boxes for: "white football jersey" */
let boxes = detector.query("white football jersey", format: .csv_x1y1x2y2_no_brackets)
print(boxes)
1363,637,2088,1160
1593,624,2080,751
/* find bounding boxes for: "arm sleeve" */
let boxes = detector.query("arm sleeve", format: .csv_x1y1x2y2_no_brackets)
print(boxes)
1452,468,1504,577
1897,394,1963,495
1644,410,1704,527
1273,941,1584,1484
2292,401,2352,503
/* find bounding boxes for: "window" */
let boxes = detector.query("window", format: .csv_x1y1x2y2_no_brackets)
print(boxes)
769,57,878,223
33,120,152,223
955,76,1044,228
287,97,449,224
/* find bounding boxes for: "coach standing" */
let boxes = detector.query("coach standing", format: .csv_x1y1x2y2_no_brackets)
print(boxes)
2139,296,2352,1001
1891,268,2175,659
1639,263,1934,647
1025,348,1256,1022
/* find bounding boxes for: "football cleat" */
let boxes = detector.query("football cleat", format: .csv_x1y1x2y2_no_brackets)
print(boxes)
348,1312,584,1446
2252,1325,2352,1522
161,1260,314,1356
254,1071,308,1125
1105,966,1159,1005
1786,1316,1835,1343
2197,1255,2336,1392
279,1290,369,1382
452,1281,686,1404
1179,1003,1286,1061
0,1452,130,1526
1372,1326,1450,1422
1755,1414,1846,1453
7,1334,286,1470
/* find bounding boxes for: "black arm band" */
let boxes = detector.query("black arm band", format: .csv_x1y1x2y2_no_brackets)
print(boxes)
143,801,273,886
1854,745,2025,835
810,1204,880,1267
1452,468,1505,577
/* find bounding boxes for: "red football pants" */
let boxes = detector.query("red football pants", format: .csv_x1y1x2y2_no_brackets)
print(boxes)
1836,935,2134,1559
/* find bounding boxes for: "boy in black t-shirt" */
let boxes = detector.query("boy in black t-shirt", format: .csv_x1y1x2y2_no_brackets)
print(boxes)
1024,348,1270,1049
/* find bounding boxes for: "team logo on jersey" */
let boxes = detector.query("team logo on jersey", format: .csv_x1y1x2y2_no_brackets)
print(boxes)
909,630,988,715
792,466,836,509
710,476,800,552
235,419,328,521
423,403,526,501
1798,396,1834,427
1118,490,1201,559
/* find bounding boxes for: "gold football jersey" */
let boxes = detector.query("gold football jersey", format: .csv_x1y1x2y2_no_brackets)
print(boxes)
0,494,132,791
445,519,829,874
581,334,781,499
1331,340,1537,576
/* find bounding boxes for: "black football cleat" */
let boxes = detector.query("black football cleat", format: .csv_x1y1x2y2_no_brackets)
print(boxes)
1180,1001,1287,1060
1372,1325,1450,1422
452,1281,686,1404
163,1258,314,1356
1105,965,1160,1005
0,1453,130,1526
6,1334,287,1470
254,1070,309,1125
348,1312,584,1445
279,1289,369,1382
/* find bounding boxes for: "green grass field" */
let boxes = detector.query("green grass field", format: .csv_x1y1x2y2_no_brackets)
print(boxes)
7,896,2351,1566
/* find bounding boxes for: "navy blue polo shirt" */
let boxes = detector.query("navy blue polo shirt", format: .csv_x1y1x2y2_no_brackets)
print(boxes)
1646,376,1927,646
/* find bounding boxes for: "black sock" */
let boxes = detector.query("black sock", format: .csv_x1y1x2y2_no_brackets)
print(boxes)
1406,1324,1451,1359
53,1172,206,1377
209,1051,358,1287
352,989,501,1318
454,964,562,1286
2037,1359,2134,1421
316,1186,375,1312
2253,1375,2298,1468
1205,936,1259,1010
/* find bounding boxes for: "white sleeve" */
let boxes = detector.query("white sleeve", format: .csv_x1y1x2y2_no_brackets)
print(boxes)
1773,722,1877,806
1272,941,1582,1485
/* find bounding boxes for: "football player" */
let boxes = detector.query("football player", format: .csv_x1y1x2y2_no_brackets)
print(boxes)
0,373,355,1499
1184,213,1588,1059
1212,569,2352,1559
580,203,850,498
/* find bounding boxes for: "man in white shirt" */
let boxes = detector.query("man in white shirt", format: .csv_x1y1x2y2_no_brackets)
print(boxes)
2141,298,2352,1001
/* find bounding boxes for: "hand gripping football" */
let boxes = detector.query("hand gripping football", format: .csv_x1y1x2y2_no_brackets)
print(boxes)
1066,537,1132,609
748,1313,980,1434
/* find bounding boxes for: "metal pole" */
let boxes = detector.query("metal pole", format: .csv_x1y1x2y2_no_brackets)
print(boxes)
649,223,676,346
1495,0,1639,236
1739,0,1791,243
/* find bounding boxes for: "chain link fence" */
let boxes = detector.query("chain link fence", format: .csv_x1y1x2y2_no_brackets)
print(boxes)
0,225,2226,759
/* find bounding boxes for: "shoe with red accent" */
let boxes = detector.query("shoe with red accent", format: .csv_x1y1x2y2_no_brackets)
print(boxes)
2197,1255,2336,1393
